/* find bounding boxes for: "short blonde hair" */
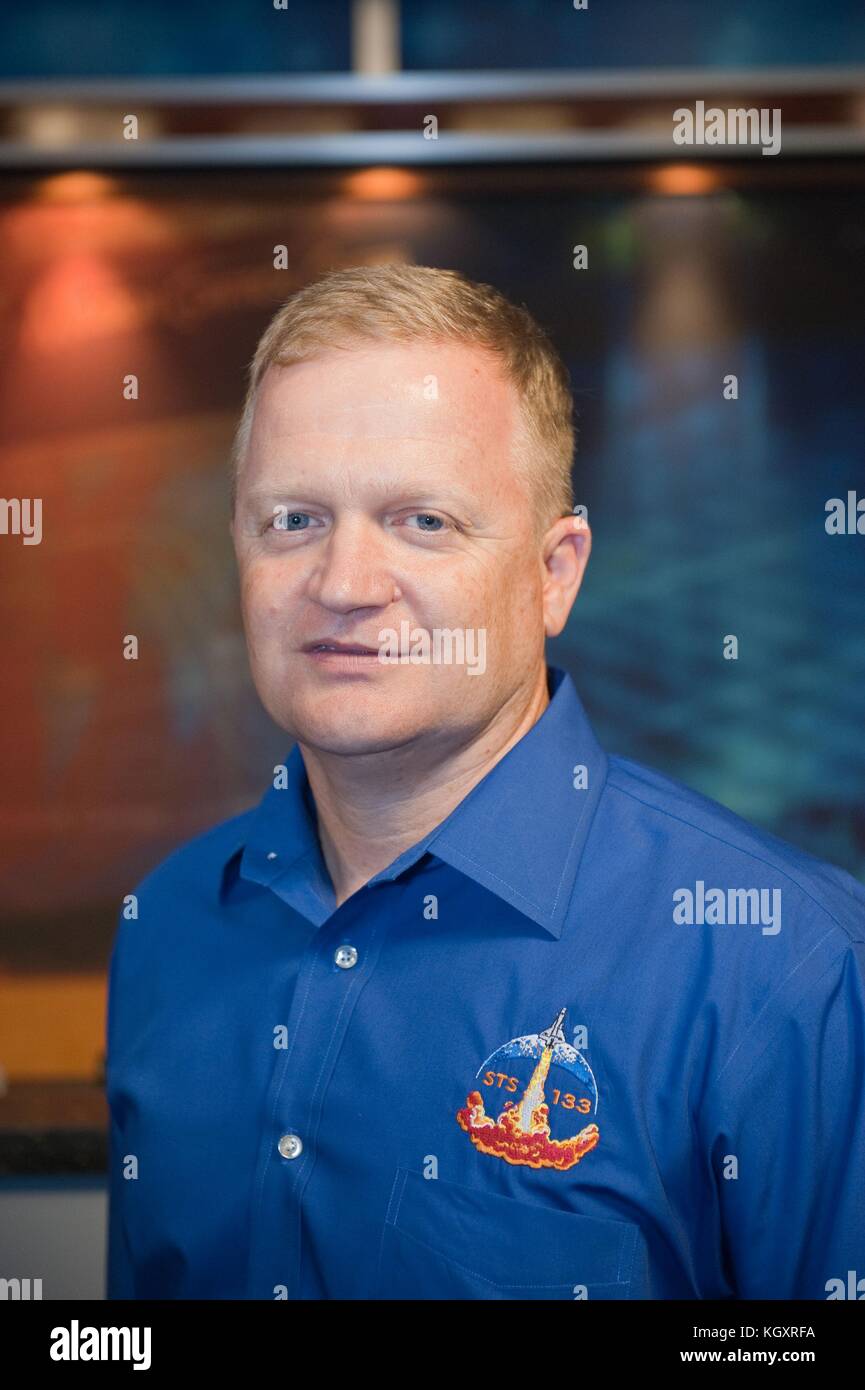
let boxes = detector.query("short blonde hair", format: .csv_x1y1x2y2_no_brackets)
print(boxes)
230,263,575,533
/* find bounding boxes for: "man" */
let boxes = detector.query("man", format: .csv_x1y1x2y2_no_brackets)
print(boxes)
106,263,865,1300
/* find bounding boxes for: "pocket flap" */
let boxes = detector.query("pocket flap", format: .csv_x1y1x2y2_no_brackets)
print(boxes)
384,1167,640,1290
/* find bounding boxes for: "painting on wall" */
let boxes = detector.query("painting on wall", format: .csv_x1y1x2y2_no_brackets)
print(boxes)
1,160,863,1110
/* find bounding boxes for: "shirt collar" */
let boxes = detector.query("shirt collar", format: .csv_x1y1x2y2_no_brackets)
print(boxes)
236,664,608,937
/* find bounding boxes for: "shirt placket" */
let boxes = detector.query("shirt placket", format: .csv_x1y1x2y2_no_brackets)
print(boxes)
244,881,402,1299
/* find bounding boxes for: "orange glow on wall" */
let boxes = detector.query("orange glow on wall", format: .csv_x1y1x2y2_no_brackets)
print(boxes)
344,166,423,201
37,171,117,204
19,254,143,351
649,164,721,197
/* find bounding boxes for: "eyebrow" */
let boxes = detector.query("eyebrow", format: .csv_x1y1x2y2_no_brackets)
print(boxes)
242,482,482,513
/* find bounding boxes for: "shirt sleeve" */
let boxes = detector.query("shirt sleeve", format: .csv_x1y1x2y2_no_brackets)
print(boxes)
106,1112,136,1298
105,924,136,1300
704,940,865,1299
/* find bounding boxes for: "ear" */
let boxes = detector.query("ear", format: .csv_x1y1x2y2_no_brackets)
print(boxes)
542,515,592,639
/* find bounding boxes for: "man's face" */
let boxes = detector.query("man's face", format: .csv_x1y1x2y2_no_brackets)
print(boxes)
232,339,561,756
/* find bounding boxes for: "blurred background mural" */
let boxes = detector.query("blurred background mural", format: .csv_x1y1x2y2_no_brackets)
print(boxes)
0,0,863,1294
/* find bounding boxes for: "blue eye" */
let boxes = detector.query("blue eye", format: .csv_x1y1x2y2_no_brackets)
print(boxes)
410,513,445,531
273,511,310,531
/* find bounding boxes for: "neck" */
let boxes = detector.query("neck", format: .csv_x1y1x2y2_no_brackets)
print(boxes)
299,665,551,907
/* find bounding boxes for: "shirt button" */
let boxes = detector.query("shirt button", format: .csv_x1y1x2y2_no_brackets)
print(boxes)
334,944,358,970
278,1133,303,1160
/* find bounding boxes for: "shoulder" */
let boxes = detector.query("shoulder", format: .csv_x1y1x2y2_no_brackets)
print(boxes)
132,807,257,903
106,807,260,1025
601,754,865,946
597,755,865,1104
109,807,258,971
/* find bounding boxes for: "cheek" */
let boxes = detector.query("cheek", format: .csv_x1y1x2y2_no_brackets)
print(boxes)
517,568,544,620
430,566,523,649
240,561,293,628
440,559,501,618
482,560,541,629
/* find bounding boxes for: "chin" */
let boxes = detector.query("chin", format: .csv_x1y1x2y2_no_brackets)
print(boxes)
269,687,430,755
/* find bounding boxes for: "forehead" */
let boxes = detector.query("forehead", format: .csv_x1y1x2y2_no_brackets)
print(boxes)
249,339,521,449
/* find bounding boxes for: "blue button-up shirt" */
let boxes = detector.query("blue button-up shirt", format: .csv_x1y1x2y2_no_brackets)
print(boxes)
106,664,865,1300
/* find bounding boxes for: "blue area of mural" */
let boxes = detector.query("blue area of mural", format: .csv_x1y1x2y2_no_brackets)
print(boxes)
4,0,864,78
403,0,865,70
401,183,865,879
0,0,353,77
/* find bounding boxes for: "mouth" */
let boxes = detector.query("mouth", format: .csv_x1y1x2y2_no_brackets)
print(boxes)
302,639,383,671
303,640,380,656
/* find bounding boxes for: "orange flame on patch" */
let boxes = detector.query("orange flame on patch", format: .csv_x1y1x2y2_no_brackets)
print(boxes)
456,1042,599,1171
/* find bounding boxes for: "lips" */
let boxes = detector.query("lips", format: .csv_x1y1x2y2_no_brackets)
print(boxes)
303,640,380,655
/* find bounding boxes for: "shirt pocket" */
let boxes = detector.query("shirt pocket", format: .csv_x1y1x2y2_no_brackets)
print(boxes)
371,1166,643,1300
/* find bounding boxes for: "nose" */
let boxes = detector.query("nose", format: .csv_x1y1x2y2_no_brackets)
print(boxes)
305,515,397,614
